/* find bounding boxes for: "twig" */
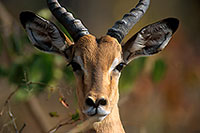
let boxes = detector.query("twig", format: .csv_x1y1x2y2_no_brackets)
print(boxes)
0,80,54,132
0,118,16,132
0,85,21,132
0,86,19,117
67,117,97,133
19,123,26,133
8,105,18,132
48,117,80,133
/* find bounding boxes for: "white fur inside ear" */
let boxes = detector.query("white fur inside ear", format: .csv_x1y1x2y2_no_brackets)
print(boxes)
159,36,171,50
131,33,146,51
23,12,68,53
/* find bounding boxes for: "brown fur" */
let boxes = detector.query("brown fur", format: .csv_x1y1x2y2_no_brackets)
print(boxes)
22,9,178,133
72,34,125,132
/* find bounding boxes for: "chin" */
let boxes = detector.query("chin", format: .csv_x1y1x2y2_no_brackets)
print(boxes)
83,107,110,122
94,114,108,122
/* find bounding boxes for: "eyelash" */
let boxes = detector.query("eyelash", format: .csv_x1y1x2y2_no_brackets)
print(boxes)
68,62,126,72
70,61,82,71
114,63,126,72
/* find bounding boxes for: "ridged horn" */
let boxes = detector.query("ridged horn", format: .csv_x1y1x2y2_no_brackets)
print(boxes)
107,0,150,43
47,0,89,42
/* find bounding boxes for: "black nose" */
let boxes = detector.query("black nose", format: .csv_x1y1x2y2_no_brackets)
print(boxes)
85,97,107,107
85,97,95,107
98,98,107,106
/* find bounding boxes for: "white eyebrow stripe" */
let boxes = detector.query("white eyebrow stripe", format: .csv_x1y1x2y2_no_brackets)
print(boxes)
75,56,88,75
109,58,120,74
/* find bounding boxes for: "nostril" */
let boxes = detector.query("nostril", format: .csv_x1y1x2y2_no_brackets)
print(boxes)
98,98,107,106
85,97,95,107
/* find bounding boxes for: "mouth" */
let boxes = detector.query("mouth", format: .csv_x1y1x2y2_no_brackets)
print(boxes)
83,106,110,121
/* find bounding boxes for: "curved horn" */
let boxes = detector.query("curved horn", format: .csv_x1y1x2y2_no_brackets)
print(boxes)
107,0,150,43
47,0,89,42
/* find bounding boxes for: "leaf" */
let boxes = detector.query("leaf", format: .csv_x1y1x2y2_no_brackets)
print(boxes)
37,8,52,20
0,66,8,77
71,111,80,121
8,63,25,85
14,89,30,101
26,53,55,92
63,66,75,87
59,97,69,108
49,112,59,117
56,22,73,42
9,34,23,55
151,59,167,83
119,57,147,92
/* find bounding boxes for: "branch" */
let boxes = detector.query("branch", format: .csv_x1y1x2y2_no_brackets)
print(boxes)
0,86,19,117
48,117,80,133
0,86,26,133
67,117,97,133
19,123,26,133
8,106,18,132
0,79,56,132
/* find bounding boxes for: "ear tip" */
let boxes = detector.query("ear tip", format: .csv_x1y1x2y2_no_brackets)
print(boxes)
19,11,36,28
164,18,179,34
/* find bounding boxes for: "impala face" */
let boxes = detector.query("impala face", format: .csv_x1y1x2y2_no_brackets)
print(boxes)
20,0,179,122
72,35,123,120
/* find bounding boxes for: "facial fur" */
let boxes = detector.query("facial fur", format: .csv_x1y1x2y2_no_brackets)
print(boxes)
71,34,122,120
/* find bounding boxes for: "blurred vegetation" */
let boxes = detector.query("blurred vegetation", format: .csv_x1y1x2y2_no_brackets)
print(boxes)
0,7,168,100
120,57,146,92
1,0,200,133
0,9,71,100
151,59,167,83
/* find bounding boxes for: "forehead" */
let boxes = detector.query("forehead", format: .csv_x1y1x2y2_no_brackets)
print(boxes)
73,34,122,66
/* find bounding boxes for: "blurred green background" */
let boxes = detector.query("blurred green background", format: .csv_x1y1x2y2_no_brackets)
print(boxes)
0,0,200,132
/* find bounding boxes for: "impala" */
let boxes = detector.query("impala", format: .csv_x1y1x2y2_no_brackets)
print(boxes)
19,0,179,132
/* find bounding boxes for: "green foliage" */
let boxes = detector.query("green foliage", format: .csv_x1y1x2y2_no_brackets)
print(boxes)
56,22,73,42
28,53,54,83
0,66,8,77
63,66,75,87
0,33,2,54
119,57,146,92
49,112,59,117
0,7,74,101
15,89,30,101
8,63,25,84
151,59,167,83
37,8,52,20
71,110,80,121
7,32,29,56
6,52,56,97
9,34,23,55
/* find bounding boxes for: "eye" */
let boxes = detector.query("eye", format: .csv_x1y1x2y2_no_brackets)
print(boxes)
114,63,126,72
70,62,82,71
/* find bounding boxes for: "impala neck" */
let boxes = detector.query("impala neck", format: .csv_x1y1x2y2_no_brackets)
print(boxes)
89,105,125,133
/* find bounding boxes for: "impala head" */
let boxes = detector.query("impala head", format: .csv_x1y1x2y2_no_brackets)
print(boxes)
20,0,179,121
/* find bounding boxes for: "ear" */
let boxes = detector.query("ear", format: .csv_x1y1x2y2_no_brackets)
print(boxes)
122,18,179,64
19,11,73,60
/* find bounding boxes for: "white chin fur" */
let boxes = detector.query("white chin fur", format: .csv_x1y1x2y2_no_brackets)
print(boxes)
83,107,110,121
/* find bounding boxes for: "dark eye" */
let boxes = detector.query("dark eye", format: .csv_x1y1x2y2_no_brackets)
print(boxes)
115,63,126,72
70,62,81,71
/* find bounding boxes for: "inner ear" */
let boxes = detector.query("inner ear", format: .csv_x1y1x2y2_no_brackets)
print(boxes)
122,18,179,64
20,11,73,57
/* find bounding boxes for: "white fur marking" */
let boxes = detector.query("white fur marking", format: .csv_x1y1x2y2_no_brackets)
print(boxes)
109,58,120,74
76,56,88,75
